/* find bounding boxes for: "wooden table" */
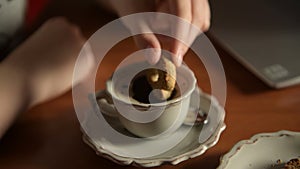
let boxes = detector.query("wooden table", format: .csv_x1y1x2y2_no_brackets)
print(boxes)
1,1,299,168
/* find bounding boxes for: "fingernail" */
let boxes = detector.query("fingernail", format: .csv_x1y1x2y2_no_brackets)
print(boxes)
145,46,161,65
174,50,183,67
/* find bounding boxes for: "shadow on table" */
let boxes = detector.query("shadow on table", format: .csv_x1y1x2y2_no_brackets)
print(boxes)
179,153,224,169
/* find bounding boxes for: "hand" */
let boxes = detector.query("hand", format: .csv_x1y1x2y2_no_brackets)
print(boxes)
107,0,211,66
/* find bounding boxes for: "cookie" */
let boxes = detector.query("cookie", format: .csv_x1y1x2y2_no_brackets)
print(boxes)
146,56,176,100
283,158,300,169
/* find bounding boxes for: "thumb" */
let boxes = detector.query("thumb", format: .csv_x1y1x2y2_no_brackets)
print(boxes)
133,33,161,65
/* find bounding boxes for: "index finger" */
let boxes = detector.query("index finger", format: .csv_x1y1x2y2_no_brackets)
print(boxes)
168,0,192,66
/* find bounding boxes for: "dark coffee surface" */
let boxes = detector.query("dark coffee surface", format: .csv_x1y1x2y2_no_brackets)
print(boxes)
129,70,178,104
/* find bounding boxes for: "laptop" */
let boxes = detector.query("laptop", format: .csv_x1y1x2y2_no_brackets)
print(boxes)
209,0,300,88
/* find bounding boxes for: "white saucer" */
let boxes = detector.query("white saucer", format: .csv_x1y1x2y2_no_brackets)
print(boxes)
217,130,300,169
82,89,226,167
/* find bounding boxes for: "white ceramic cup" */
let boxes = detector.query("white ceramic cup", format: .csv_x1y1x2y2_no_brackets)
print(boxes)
97,61,197,138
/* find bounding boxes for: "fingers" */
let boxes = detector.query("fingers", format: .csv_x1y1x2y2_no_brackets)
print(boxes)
112,0,211,67
166,0,211,66
116,3,163,65
133,33,162,65
168,0,192,67
203,0,211,32
183,0,210,54
191,0,211,32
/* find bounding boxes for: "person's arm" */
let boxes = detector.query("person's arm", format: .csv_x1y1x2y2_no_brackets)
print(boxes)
0,17,93,138
0,63,29,137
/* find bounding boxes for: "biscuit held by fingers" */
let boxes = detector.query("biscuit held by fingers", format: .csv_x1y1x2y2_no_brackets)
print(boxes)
146,56,176,101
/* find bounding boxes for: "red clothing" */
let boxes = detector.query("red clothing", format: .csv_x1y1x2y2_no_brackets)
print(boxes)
0,0,49,59
26,0,50,27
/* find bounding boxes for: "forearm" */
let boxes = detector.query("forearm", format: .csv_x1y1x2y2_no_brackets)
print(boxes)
0,63,30,138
